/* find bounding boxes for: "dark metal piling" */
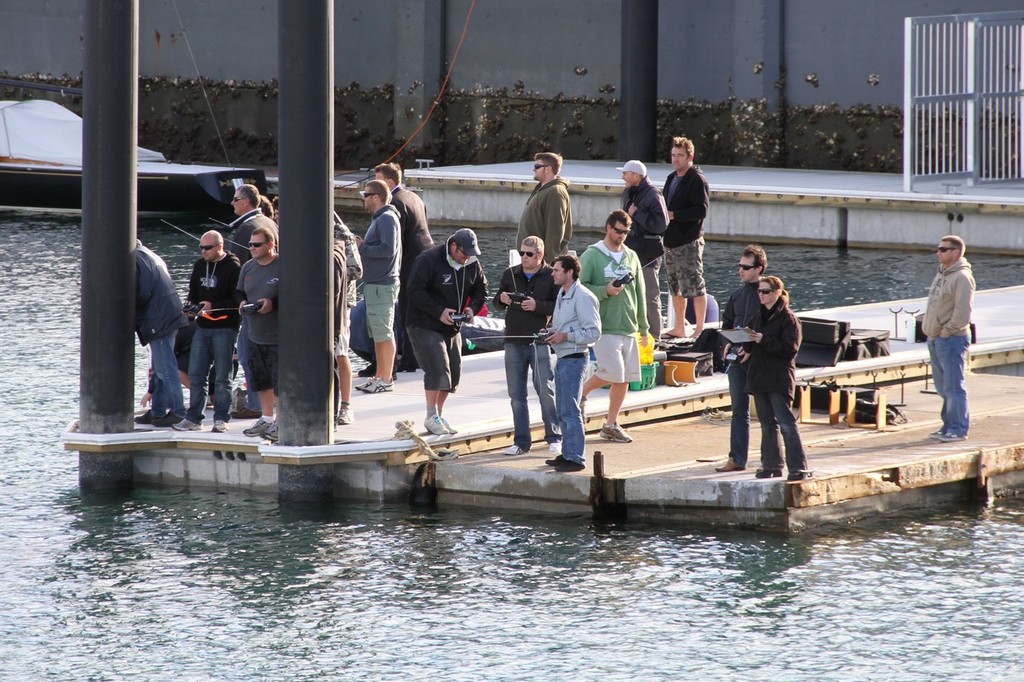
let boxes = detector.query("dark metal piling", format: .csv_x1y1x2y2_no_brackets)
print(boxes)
276,0,335,502
78,0,138,493
619,0,658,162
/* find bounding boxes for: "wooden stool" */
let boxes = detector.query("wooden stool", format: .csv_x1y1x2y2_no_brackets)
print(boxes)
845,388,888,430
797,384,842,425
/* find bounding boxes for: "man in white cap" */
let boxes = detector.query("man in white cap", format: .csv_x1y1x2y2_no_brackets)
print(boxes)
405,228,489,435
617,160,668,339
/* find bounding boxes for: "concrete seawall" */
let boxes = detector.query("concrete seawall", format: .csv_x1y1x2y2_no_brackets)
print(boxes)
391,161,1024,254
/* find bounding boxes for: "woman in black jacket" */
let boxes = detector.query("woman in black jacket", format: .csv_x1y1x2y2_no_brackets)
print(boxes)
737,276,811,481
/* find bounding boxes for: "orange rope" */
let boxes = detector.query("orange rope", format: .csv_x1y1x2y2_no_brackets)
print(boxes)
380,0,477,165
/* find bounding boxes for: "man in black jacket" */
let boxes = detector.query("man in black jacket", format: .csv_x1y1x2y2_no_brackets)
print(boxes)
661,136,710,340
715,244,768,472
493,235,560,456
374,162,435,372
173,231,241,433
406,228,488,436
134,241,189,427
619,159,668,339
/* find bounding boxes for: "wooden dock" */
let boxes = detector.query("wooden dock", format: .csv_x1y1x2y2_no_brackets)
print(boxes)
64,287,1024,531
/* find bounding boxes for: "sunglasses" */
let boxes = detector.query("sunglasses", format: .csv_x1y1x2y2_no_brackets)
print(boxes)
738,263,757,270
757,288,775,295
231,197,244,203
533,164,549,170
936,246,959,253
200,244,216,251
519,250,536,258
361,192,380,198
610,226,630,235
248,241,266,248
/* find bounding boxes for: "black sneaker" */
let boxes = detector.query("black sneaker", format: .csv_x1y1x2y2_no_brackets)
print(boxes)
357,363,377,378
787,471,814,481
551,459,585,472
755,469,783,479
545,455,569,467
152,413,185,427
134,410,153,425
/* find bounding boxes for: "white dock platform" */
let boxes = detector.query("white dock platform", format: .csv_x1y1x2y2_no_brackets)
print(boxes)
65,287,1024,530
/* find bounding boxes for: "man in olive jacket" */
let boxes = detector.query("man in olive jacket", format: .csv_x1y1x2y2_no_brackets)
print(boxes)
517,151,573,264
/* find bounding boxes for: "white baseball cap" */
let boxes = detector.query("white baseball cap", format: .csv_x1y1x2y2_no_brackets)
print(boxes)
615,160,647,176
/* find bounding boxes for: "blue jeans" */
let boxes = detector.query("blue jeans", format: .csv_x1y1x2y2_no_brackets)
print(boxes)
149,330,185,419
187,326,237,423
727,361,750,466
752,392,807,474
928,335,970,436
236,317,261,411
504,343,560,450
555,355,587,465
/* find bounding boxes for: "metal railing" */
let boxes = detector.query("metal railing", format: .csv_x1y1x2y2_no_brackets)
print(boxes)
904,11,1024,191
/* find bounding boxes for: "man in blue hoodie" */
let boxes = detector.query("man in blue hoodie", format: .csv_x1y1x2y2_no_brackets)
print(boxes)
356,179,402,394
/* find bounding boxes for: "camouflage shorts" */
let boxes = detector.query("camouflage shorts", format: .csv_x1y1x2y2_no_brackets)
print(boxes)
664,237,706,297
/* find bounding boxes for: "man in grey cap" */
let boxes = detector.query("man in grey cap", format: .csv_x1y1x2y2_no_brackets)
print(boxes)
405,228,489,435
618,160,669,339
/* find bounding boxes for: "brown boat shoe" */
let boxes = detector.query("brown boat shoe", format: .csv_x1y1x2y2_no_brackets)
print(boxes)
715,458,746,472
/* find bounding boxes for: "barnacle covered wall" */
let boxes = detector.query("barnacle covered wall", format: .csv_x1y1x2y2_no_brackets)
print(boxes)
1,72,904,174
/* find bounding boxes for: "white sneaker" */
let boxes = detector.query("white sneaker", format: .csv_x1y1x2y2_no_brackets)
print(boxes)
439,416,457,434
212,420,228,433
503,445,527,456
548,441,562,454
265,422,279,442
424,415,448,435
243,417,273,438
336,405,354,425
356,377,394,394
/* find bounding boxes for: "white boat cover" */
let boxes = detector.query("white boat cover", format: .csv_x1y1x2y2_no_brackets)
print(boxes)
0,99,166,166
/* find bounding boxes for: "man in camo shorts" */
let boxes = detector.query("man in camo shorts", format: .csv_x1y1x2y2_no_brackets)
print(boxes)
661,136,710,339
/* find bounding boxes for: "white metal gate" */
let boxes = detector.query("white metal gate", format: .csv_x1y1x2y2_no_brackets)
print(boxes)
904,11,1024,191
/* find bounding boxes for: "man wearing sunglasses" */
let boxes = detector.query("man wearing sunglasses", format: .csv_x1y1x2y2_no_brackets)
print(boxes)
226,184,279,420
355,179,402,395
578,210,650,444
516,151,573,264
714,244,768,472
493,236,560,456
922,235,975,443
173,231,241,434
236,225,281,442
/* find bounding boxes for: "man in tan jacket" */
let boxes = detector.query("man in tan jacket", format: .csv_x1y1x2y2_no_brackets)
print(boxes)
922,235,975,442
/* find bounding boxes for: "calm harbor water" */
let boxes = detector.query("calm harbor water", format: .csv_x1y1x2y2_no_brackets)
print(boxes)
2,210,1024,680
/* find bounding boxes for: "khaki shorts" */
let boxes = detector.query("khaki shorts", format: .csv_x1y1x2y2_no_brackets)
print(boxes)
364,282,399,341
592,333,642,384
664,237,706,297
334,308,351,356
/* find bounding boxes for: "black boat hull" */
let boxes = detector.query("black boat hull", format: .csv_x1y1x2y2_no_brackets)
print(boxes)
0,162,268,213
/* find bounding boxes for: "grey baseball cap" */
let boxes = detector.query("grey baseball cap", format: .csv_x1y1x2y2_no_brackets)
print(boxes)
452,228,481,256
615,160,648,176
